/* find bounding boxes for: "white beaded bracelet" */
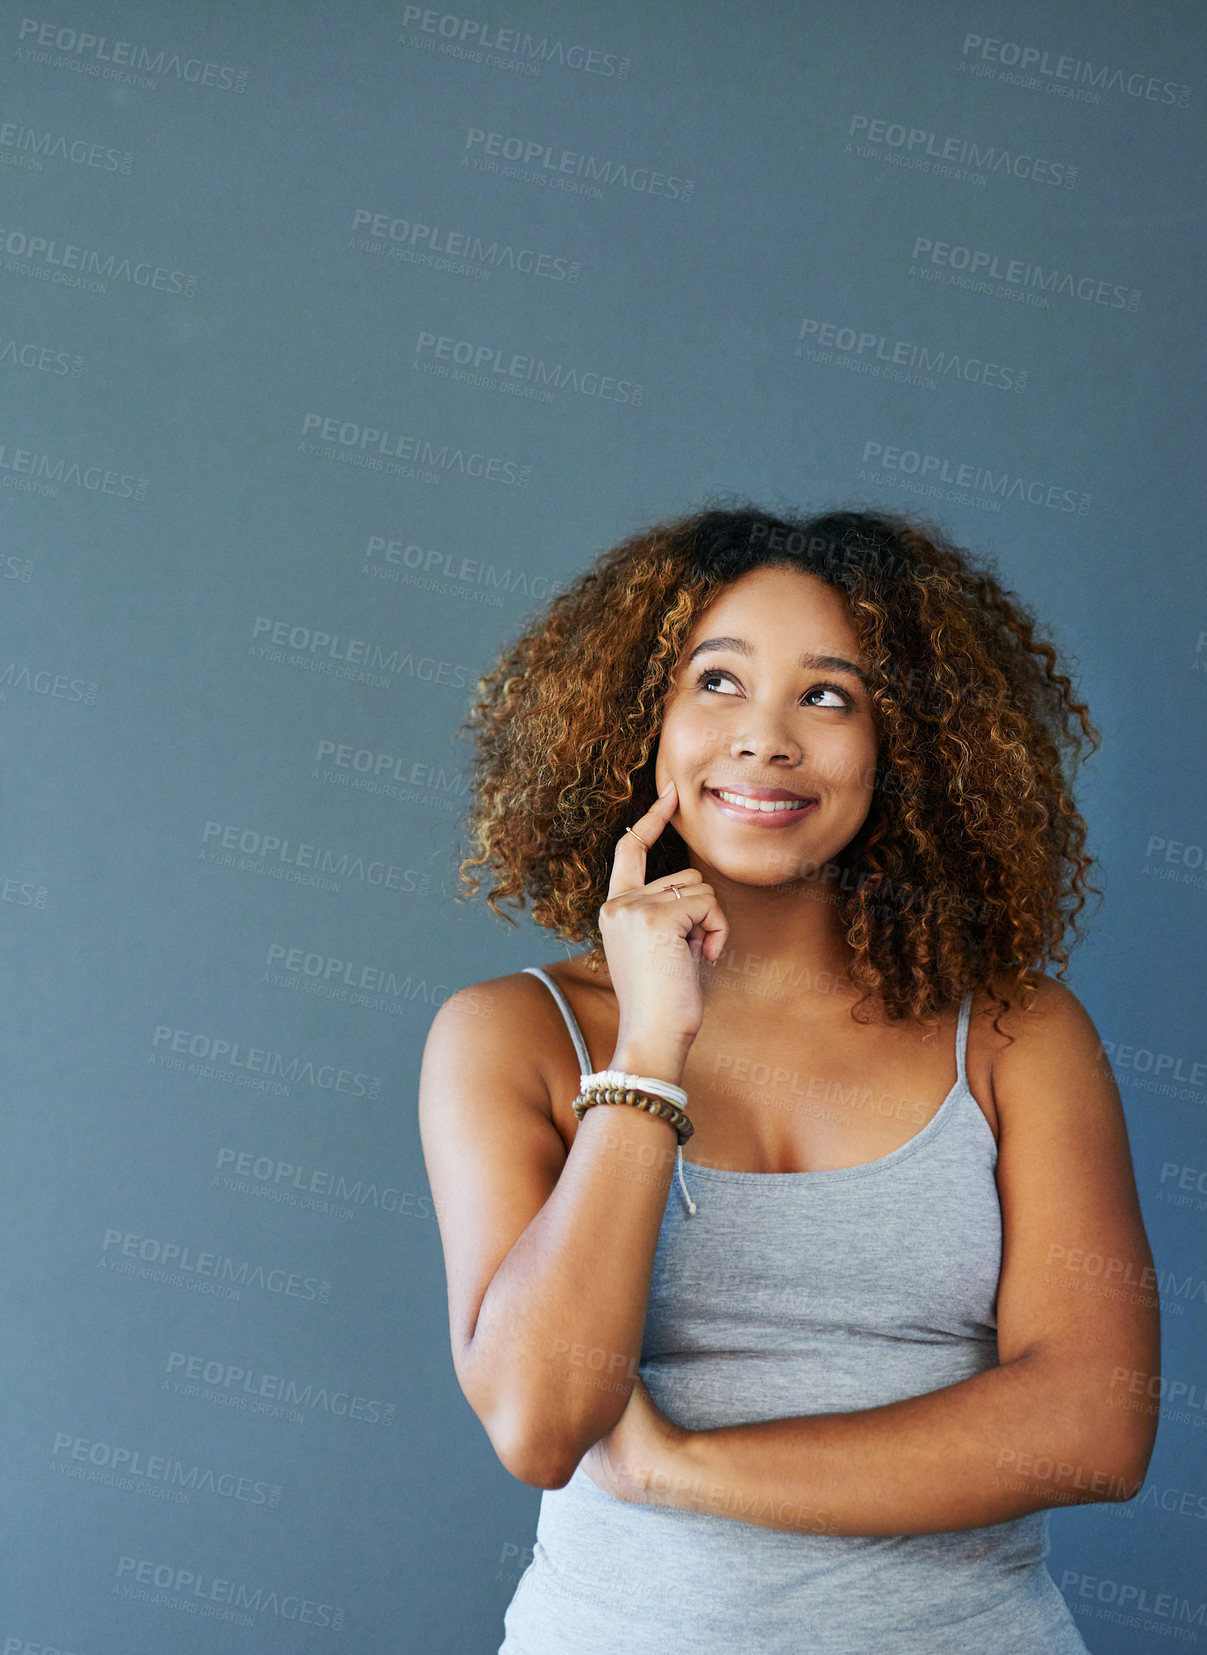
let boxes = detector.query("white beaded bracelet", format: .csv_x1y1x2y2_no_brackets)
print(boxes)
579,1069,688,1109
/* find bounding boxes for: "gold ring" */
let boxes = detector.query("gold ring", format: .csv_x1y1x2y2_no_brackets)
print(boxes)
624,825,649,849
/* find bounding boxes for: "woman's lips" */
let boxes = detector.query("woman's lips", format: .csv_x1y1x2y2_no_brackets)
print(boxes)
704,787,819,828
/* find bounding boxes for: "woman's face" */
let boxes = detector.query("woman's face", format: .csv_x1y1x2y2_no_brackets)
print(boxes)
654,565,880,885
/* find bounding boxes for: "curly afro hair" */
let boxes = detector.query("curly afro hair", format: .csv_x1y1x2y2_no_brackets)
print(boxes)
451,499,1101,1034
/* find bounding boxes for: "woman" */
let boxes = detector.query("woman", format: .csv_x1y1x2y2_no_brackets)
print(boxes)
418,504,1160,1653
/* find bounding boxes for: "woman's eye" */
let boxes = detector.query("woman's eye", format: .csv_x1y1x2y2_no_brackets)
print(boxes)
698,671,739,695
695,671,850,709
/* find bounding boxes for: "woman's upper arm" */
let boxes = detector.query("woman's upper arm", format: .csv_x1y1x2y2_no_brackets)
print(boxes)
990,976,1161,1479
417,977,568,1381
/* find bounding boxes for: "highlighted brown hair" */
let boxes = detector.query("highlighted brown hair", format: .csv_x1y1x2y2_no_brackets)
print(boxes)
453,501,1100,1031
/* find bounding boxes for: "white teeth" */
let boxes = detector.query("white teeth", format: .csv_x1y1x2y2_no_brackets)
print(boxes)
714,789,812,814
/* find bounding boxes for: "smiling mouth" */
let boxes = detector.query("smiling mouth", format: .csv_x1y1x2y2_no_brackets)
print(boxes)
707,787,818,815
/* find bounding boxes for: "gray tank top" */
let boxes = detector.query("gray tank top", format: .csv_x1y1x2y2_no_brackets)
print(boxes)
499,967,1091,1655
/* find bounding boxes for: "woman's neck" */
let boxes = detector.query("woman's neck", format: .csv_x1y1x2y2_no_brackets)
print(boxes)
699,864,860,989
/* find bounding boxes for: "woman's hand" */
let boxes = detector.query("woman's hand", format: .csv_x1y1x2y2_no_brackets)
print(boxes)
600,779,729,1066
580,1375,688,1506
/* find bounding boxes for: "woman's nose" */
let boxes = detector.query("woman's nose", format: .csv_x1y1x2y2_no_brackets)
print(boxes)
730,721,802,764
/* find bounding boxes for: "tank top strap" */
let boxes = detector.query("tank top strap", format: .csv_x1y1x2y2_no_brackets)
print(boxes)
955,988,973,1090
523,966,699,1217
521,966,592,1073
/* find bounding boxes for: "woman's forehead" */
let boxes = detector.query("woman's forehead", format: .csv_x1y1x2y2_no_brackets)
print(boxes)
685,568,856,641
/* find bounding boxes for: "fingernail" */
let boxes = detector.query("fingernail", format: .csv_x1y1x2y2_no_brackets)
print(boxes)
660,780,673,795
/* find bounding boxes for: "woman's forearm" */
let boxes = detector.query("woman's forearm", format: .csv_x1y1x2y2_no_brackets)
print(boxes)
466,1077,686,1485
638,1349,1147,1536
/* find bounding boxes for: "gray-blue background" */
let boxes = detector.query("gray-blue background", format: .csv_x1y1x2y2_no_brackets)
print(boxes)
2,1,1204,1650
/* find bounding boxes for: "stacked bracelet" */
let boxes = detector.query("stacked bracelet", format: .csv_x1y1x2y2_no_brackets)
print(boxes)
573,1069,694,1145
579,1068,687,1110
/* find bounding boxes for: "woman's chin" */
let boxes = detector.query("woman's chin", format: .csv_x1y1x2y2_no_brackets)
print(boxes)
697,845,821,888
675,814,839,887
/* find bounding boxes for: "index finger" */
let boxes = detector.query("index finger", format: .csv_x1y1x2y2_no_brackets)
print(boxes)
607,780,678,898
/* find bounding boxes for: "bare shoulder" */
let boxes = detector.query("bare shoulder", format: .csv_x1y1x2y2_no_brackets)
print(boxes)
427,966,557,1049
420,966,574,1102
418,968,578,1363
976,967,1090,1032
419,958,610,1130
973,966,1099,1059
974,969,1113,1124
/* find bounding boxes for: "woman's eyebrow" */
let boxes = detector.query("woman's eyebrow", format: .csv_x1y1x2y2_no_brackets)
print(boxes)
685,636,868,684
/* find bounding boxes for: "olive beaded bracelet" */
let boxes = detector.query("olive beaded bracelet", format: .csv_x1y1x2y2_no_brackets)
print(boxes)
571,1082,694,1145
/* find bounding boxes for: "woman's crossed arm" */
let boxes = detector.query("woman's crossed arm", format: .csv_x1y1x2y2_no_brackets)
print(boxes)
582,978,1162,1536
